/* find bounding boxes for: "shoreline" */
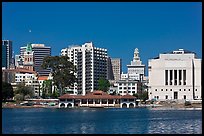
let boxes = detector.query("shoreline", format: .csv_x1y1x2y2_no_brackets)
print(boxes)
2,104,202,110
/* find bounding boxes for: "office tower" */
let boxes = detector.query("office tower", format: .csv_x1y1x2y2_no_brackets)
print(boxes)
111,58,122,81
148,49,202,101
2,40,12,69
107,56,114,80
20,44,51,76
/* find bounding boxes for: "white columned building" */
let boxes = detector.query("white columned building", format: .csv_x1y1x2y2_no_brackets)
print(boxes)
148,49,202,101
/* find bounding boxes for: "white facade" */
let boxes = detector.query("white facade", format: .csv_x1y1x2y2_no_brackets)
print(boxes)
61,42,108,95
117,80,138,96
61,45,81,94
148,49,202,101
121,72,140,81
15,73,40,96
127,48,145,81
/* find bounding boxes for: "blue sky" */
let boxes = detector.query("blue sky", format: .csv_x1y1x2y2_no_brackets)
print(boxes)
2,2,202,75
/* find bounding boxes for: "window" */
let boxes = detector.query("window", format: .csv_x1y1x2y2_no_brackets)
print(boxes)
165,70,168,85
102,99,107,104
124,87,127,89
128,87,131,90
183,70,186,85
129,99,134,102
88,99,93,104
166,89,168,91
165,95,168,99
82,99,87,104
95,99,100,104
170,70,173,85
184,95,186,100
189,89,190,91
195,89,197,91
132,91,135,94
170,89,172,91
119,87,122,90
132,87,135,89
174,70,177,85
155,89,157,91
119,91,122,93
128,91,131,93
179,89,181,91
179,70,182,85
184,89,186,91
161,89,163,91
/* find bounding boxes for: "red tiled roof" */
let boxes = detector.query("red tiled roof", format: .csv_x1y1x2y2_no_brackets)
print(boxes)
121,94,136,99
2,68,37,74
58,91,136,100
38,76,48,80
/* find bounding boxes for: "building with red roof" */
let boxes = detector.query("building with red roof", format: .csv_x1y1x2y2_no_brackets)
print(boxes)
58,90,137,108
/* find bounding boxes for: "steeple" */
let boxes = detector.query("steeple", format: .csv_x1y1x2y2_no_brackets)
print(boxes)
133,48,140,61
26,43,32,52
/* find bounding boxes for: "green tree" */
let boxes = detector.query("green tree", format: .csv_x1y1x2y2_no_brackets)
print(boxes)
41,56,76,96
98,77,110,92
14,94,24,101
133,91,148,102
2,81,14,101
41,80,53,98
15,83,34,100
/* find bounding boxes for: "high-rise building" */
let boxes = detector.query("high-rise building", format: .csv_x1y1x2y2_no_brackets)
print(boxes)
148,49,202,101
61,42,108,95
107,56,114,80
127,48,145,81
61,45,81,95
20,44,51,76
2,40,12,69
111,58,122,81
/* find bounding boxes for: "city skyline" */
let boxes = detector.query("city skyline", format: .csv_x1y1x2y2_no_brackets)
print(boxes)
2,2,202,74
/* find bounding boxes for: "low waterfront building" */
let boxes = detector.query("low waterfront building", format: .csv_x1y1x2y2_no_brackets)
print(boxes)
148,49,202,101
58,91,137,108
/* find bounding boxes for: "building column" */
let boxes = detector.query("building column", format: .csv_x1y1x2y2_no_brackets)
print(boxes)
93,99,95,106
79,100,82,107
99,99,102,106
168,70,170,86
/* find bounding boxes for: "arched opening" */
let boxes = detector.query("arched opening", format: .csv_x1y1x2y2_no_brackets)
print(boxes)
60,103,65,108
122,103,127,108
129,103,134,108
67,103,72,108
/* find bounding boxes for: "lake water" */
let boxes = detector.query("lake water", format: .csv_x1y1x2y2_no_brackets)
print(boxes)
2,108,202,134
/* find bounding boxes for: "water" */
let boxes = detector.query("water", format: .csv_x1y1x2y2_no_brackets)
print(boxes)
2,108,202,134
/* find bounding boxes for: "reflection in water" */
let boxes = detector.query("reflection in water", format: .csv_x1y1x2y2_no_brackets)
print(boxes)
2,108,202,134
